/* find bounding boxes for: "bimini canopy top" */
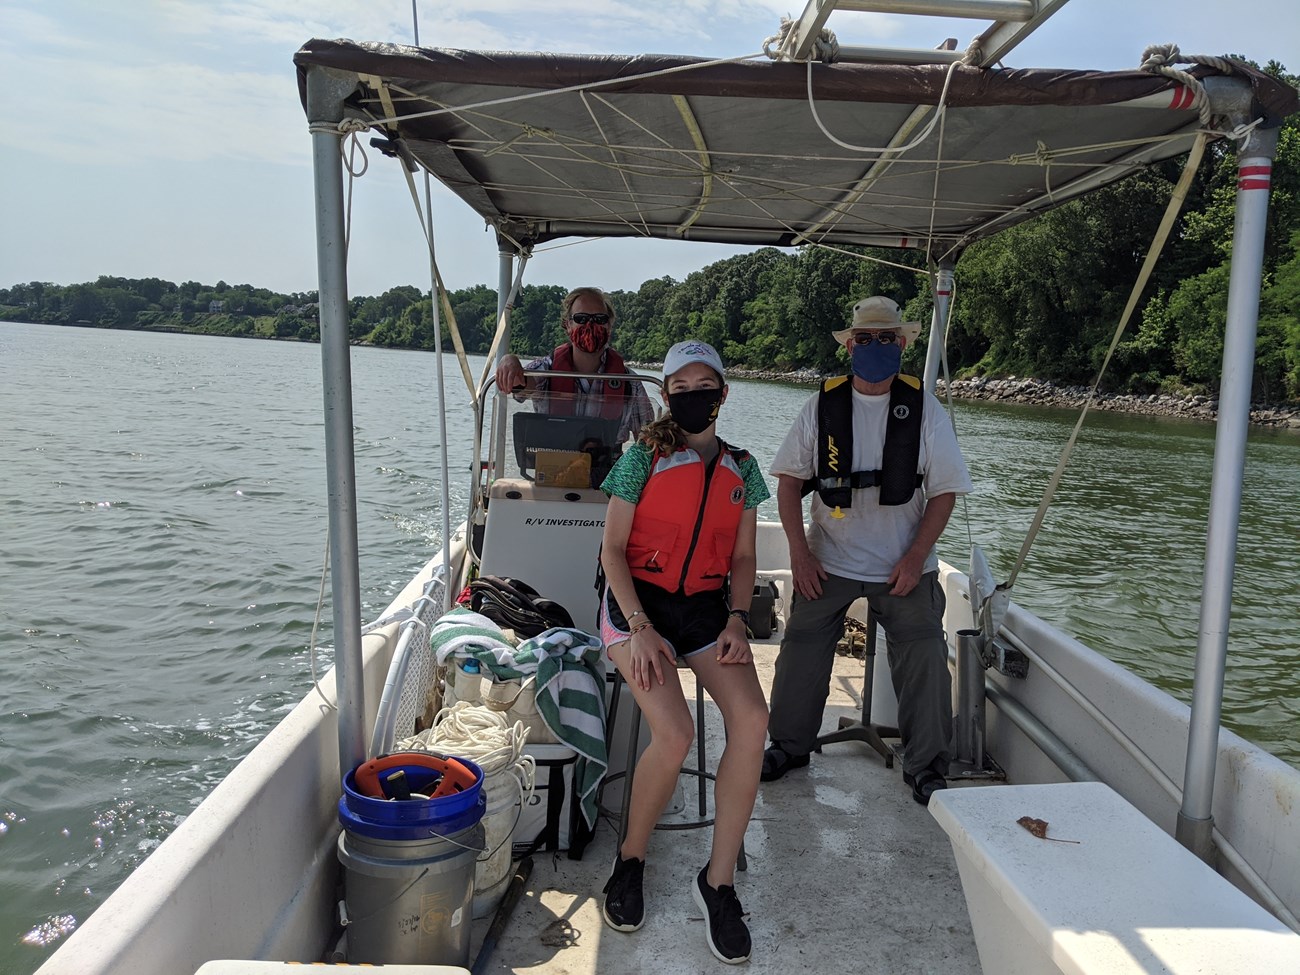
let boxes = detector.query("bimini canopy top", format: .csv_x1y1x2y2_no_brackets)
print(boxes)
293,40,1297,260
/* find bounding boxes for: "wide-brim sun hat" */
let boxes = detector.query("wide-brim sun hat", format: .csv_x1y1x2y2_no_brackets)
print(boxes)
663,340,725,380
832,295,922,345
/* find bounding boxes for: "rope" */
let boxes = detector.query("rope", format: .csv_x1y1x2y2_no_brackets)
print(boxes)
762,15,839,64
1138,44,1239,128
399,702,537,863
476,252,532,394
307,534,337,711
400,701,535,780
369,51,768,129
930,272,974,555
397,159,478,400
307,119,371,173
804,56,965,156
1001,132,1209,590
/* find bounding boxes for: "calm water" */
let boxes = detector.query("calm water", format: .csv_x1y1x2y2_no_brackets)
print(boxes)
2,322,1297,971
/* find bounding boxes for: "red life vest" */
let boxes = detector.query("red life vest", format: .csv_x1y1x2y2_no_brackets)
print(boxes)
548,344,629,420
626,444,749,596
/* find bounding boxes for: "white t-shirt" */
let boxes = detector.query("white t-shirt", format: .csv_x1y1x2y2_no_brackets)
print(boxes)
768,383,973,582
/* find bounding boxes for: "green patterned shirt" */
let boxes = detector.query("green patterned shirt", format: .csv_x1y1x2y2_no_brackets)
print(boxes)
601,441,770,509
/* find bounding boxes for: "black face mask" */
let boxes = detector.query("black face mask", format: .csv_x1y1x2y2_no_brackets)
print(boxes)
667,387,725,434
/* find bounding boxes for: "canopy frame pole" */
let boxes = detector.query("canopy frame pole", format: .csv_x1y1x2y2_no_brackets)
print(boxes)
306,65,367,777
488,247,516,482
1176,123,1279,863
923,259,955,394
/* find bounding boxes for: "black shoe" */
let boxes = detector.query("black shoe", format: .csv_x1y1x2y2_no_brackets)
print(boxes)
692,864,751,964
759,743,809,782
602,853,645,932
902,768,948,806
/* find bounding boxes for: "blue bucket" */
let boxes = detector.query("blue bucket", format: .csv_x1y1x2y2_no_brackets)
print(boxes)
338,755,486,840
338,755,486,965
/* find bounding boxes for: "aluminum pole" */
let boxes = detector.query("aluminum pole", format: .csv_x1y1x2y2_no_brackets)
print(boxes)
955,629,986,770
1176,126,1279,862
489,248,515,477
306,66,367,776
923,261,955,394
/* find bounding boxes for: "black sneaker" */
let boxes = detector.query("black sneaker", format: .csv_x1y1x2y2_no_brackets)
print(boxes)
602,853,645,932
902,768,948,806
692,864,751,964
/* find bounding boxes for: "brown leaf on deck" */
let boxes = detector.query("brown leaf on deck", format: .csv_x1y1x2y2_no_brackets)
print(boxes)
1017,815,1080,844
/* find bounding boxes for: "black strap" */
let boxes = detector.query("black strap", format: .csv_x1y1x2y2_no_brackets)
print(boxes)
880,377,923,505
809,470,925,492
811,377,855,510
468,575,575,638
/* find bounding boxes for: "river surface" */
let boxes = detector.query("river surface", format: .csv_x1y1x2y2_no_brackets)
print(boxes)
2,322,1297,972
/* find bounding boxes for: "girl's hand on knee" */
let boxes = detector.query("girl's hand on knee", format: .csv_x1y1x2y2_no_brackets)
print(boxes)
629,626,674,690
715,621,753,664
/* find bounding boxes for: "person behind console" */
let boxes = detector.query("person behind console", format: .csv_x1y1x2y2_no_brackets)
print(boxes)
495,287,655,443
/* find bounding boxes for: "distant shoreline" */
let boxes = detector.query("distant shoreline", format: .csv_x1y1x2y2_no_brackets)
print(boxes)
716,368,1300,428
10,321,1299,427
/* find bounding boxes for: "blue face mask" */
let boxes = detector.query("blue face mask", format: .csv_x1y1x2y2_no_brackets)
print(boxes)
851,340,902,383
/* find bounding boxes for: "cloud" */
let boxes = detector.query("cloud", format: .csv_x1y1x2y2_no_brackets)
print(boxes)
0,52,302,166
0,0,793,171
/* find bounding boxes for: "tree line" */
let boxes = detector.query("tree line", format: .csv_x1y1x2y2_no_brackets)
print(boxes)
5,67,1297,401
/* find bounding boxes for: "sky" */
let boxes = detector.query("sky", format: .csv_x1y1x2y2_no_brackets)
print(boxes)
2,0,1297,299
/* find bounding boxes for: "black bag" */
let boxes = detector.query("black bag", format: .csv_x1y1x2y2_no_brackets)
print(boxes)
468,575,575,639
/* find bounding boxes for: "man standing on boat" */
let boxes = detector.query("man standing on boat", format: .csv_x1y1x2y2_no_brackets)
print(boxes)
495,286,655,442
760,296,972,806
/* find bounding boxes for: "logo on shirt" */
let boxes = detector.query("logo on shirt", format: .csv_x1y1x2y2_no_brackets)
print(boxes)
730,486,744,505
892,404,911,420
606,378,622,389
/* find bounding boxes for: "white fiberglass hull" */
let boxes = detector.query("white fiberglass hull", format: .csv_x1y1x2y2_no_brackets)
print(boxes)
34,523,1300,975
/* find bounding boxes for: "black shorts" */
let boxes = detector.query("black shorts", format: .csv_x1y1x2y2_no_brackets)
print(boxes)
599,577,728,659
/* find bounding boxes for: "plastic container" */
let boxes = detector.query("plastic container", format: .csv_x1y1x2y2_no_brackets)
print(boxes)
337,757,486,967
750,579,780,638
471,767,522,918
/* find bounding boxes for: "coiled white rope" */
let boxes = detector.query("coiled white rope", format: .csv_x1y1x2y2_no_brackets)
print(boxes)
398,702,537,861
401,702,534,782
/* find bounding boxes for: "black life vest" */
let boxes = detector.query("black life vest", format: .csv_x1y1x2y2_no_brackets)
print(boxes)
803,374,924,511
548,344,629,420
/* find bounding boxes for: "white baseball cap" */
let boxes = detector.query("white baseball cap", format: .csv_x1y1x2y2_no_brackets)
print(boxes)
832,295,922,345
663,340,725,380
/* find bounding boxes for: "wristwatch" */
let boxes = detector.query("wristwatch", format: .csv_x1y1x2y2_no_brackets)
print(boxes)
727,608,750,626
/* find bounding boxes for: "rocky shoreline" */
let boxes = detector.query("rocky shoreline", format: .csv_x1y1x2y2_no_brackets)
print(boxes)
723,369,1300,428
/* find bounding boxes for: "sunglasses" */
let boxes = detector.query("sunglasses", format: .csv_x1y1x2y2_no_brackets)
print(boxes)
851,330,899,346
569,312,610,326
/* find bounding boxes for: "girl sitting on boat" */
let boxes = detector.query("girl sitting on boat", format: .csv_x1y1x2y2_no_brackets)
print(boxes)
596,340,770,965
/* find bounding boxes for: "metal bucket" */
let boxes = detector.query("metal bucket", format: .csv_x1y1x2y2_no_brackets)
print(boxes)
337,757,486,966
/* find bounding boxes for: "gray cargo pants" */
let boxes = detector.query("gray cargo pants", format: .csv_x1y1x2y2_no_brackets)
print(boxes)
767,570,952,777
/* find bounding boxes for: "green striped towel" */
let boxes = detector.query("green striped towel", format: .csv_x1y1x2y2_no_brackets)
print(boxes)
430,608,608,829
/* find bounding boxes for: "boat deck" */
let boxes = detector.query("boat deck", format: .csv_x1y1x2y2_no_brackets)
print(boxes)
468,636,982,974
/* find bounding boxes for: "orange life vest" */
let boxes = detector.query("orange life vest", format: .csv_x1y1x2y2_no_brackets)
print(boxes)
626,444,749,596
548,344,629,420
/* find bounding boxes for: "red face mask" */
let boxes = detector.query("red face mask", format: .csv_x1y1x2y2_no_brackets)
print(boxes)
570,321,610,354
